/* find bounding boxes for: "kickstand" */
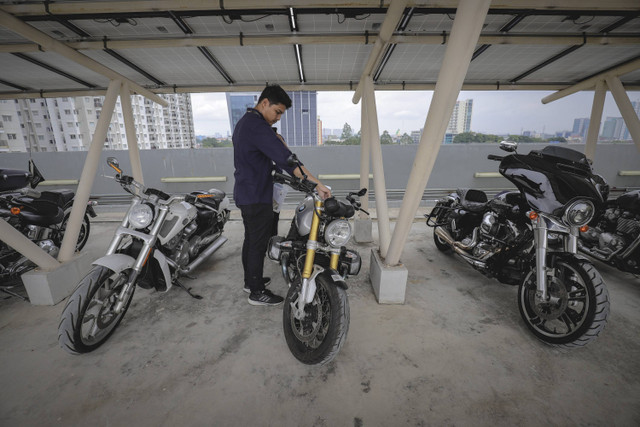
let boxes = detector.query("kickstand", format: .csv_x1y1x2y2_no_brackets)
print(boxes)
174,279,203,300
0,287,29,301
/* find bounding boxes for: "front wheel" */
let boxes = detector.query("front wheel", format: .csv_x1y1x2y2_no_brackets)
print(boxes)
58,266,135,354
518,257,609,348
283,274,350,365
55,211,91,252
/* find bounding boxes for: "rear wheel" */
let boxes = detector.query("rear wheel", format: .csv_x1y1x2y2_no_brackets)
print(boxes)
283,274,349,365
518,257,609,348
58,266,135,354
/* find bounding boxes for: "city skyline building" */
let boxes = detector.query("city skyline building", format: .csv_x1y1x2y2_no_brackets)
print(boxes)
226,91,318,147
572,118,590,139
0,94,195,153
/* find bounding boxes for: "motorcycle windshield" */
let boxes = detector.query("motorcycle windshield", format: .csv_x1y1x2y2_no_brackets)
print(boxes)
498,148,603,216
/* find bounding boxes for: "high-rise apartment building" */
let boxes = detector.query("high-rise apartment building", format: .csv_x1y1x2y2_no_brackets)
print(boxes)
601,117,625,140
620,100,640,141
443,99,473,144
572,118,590,139
0,94,194,153
226,91,318,147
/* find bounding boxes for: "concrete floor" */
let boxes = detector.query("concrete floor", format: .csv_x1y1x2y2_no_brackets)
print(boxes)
1,211,639,426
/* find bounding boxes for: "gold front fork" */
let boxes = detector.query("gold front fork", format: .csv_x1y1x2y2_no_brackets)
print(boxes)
302,199,322,279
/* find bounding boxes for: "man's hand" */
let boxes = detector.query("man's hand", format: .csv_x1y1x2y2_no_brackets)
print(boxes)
316,182,332,200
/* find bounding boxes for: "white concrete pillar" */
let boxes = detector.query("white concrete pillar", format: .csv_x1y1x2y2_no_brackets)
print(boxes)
58,79,121,262
0,219,59,270
385,0,491,266
120,82,144,184
363,76,392,257
585,79,607,161
359,93,371,216
606,76,640,151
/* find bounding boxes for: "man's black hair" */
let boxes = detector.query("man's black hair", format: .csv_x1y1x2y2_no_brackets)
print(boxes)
257,85,292,109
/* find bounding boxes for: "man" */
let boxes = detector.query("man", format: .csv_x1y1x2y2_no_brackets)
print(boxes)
233,85,331,306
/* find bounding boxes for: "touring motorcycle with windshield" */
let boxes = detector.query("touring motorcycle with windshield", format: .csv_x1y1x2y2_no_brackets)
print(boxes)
58,157,230,354
579,187,640,275
426,142,610,347
1,160,95,299
268,155,367,365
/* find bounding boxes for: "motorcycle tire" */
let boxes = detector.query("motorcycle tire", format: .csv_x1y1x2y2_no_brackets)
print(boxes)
283,274,349,365
58,266,135,354
56,211,91,252
433,228,452,253
518,256,609,348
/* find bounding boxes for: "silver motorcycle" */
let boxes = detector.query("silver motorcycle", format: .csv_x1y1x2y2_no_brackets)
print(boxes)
58,157,230,354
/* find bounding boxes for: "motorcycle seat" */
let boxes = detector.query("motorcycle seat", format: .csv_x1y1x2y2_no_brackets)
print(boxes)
18,199,64,226
457,188,488,212
40,189,75,208
190,189,225,210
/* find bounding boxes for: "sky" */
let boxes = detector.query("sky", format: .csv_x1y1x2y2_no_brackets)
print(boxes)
191,90,638,137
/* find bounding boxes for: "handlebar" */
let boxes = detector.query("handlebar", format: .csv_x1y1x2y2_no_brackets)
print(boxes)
273,171,317,194
487,154,504,161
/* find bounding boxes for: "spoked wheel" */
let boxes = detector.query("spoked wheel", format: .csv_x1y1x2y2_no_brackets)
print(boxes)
283,275,349,365
56,211,91,252
518,257,609,348
58,266,135,354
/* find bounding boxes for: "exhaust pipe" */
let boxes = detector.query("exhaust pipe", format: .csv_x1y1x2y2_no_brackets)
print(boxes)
435,226,488,268
181,235,228,274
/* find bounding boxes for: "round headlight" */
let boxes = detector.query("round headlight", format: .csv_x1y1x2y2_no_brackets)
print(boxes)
128,203,154,229
563,200,594,227
325,220,352,247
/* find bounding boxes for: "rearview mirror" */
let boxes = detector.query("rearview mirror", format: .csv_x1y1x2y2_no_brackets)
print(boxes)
499,140,518,153
286,153,300,167
28,159,45,188
357,188,367,197
107,157,122,174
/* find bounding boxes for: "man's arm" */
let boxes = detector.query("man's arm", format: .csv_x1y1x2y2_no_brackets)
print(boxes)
293,165,331,200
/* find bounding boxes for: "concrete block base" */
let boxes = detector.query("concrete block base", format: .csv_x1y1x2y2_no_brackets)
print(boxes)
22,249,99,305
354,218,373,243
369,248,407,304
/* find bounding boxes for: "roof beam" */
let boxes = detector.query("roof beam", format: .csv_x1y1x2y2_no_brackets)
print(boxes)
11,52,97,88
3,1,640,15
542,55,640,104
352,0,409,104
0,9,167,105
510,45,583,83
3,33,640,54
0,78,30,91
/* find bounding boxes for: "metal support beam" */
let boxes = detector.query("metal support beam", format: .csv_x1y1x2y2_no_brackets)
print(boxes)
385,0,491,266
359,88,371,216
11,52,96,88
0,218,59,271
585,79,607,161
542,56,640,104
352,0,409,104
606,76,640,150
59,79,121,262
0,9,167,106
363,76,391,257
120,81,144,185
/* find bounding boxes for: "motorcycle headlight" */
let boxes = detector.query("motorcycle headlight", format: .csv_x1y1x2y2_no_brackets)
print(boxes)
325,219,352,247
563,200,595,227
128,203,154,229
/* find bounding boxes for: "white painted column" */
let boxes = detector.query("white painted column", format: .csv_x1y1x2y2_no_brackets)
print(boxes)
120,82,144,184
385,0,491,266
363,76,392,257
0,219,59,270
606,76,640,151
59,79,121,262
359,90,371,216
585,79,607,161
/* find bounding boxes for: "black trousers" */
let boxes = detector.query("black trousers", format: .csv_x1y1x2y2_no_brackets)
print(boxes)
239,203,273,293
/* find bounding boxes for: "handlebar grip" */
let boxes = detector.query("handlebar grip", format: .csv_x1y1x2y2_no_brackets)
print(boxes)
487,154,504,161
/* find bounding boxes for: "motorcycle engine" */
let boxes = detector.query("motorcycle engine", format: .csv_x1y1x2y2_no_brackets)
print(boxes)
166,220,198,266
473,212,520,260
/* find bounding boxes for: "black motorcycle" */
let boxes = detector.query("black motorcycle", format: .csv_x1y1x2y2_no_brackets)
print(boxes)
426,141,610,347
0,160,95,298
579,186,640,275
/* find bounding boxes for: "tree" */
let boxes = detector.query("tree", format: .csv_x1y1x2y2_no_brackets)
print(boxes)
341,123,354,140
398,133,414,145
380,130,393,144
201,137,232,148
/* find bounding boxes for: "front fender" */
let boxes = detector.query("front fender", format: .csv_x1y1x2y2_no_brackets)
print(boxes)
316,268,348,290
92,253,135,274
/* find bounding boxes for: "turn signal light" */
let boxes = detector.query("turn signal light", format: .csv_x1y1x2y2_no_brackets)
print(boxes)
528,211,538,220
10,207,20,215
579,225,589,233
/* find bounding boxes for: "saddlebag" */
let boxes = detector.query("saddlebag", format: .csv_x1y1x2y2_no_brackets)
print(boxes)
0,169,30,192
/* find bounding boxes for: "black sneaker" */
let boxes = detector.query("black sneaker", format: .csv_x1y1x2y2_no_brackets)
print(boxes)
248,289,284,306
243,277,271,294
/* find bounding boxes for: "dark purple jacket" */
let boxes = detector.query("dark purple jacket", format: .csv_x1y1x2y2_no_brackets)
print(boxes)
233,108,295,206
